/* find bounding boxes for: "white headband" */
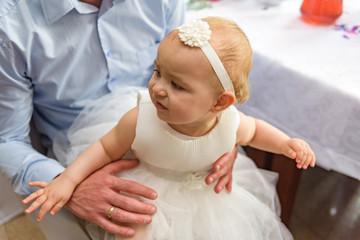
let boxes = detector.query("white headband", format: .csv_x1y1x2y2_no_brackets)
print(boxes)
178,19,235,94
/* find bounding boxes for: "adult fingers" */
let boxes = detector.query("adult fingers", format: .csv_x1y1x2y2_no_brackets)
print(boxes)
97,215,135,237
213,174,231,194
225,175,233,193
205,163,230,185
205,146,237,185
101,160,158,200
101,159,140,176
110,176,157,201
108,187,156,216
214,146,237,171
108,205,153,225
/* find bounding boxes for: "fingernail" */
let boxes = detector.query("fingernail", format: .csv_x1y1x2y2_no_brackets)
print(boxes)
144,216,151,224
209,177,214,183
216,165,221,171
151,207,156,214
151,192,157,199
127,230,134,237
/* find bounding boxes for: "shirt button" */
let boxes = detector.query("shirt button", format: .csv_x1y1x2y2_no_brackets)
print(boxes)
107,50,113,57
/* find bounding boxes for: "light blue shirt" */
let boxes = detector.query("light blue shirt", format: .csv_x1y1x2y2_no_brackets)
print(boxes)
0,0,185,195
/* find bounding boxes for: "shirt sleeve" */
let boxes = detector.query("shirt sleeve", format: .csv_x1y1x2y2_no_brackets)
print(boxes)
165,0,186,35
0,37,64,196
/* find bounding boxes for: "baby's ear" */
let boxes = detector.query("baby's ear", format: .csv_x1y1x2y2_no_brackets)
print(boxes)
211,91,236,113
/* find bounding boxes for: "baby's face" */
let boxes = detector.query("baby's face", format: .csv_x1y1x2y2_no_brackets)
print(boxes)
148,32,220,132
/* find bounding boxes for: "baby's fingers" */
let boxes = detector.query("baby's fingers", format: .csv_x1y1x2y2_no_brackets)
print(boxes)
36,200,55,221
28,181,49,188
282,144,296,160
301,147,316,169
297,144,315,169
22,189,45,205
50,200,67,216
24,194,47,215
310,149,316,167
295,147,305,168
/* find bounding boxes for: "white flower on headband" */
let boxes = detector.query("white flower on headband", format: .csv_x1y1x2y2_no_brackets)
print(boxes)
178,19,211,47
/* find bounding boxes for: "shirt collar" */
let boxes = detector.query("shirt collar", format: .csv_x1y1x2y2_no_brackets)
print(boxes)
40,0,99,25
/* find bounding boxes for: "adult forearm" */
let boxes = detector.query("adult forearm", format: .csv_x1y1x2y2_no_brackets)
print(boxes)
0,140,64,195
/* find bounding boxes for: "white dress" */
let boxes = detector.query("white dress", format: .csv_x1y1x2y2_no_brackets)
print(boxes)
53,87,293,240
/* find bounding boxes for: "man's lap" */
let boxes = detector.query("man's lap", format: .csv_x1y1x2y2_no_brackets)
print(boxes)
27,207,90,240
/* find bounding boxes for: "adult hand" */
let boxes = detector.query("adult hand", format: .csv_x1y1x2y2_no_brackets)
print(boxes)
65,159,157,237
205,146,238,194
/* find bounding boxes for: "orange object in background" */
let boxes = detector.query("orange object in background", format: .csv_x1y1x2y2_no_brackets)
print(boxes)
301,0,343,25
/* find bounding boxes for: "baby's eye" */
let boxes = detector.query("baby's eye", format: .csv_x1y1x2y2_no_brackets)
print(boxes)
153,68,161,77
171,81,182,90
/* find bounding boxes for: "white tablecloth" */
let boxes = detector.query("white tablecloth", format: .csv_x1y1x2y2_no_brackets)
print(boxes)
187,0,360,180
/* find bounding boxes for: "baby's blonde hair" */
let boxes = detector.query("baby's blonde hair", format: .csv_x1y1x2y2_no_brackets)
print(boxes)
203,17,252,104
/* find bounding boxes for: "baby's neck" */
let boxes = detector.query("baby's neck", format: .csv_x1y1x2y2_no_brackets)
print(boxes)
167,115,219,137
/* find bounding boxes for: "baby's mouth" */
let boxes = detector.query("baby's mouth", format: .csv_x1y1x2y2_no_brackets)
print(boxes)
155,101,168,110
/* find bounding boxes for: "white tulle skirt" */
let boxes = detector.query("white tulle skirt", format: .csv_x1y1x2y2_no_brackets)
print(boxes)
53,87,293,240
110,157,293,240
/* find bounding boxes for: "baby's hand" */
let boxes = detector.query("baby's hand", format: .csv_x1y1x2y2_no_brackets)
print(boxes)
22,177,76,221
280,138,316,169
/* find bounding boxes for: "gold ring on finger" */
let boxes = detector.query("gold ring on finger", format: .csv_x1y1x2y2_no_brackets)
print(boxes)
107,206,115,220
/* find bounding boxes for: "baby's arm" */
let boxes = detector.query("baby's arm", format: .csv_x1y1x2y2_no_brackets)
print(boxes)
22,107,139,221
236,112,315,169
